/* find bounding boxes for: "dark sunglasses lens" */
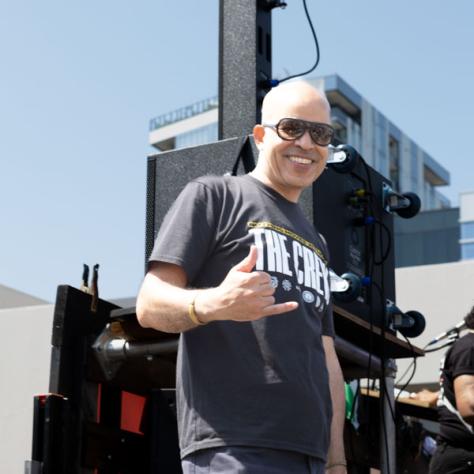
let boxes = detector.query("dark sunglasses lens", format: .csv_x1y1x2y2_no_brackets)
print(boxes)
310,125,334,145
277,119,305,140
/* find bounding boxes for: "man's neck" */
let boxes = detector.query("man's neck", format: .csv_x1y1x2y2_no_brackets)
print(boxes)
249,169,301,203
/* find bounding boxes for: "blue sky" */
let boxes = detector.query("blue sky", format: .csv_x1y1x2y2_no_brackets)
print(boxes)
1,1,473,302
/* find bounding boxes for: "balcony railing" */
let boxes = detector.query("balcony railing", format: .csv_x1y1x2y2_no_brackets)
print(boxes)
149,96,218,131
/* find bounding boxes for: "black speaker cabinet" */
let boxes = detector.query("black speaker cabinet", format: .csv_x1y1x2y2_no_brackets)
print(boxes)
313,163,395,329
145,138,395,330
145,137,256,264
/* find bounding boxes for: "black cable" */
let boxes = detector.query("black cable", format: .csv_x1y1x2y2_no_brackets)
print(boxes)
357,154,376,459
396,337,457,389
395,334,417,404
359,156,374,194
396,332,456,385
356,154,393,471
278,0,320,83
371,281,396,426
373,219,392,265
376,193,393,473
364,251,375,450
396,332,432,387
395,359,416,387
367,181,392,469
424,340,457,353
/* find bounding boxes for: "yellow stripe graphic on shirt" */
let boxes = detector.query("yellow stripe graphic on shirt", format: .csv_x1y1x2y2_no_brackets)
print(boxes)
247,221,328,265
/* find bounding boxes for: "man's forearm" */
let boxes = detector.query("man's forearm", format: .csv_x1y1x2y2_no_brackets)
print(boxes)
136,272,202,333
322,336,347,472
136,251,298,333
326,368,346,470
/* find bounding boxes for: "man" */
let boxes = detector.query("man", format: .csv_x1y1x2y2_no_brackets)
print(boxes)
412,306,474,473
136,81,347,473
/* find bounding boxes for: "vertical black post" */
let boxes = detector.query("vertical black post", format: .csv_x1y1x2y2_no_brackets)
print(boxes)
218,0,272,139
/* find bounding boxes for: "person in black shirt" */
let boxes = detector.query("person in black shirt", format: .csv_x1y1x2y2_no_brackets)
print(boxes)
417,306,474,473
136,81,347,473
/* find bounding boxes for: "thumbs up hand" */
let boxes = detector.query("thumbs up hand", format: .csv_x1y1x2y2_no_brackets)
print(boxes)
195,246,298,323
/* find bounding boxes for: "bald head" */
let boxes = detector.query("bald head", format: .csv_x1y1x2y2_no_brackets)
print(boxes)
251,80,333,202
261,81,330,124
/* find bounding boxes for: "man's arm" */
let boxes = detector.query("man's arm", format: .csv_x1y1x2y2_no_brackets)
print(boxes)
322,335,347,473
136,246,298,333
454,374,474,426
136,261,195,333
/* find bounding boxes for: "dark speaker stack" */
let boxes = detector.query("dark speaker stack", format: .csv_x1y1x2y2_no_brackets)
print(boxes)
145,137,256,265
313,161,395,329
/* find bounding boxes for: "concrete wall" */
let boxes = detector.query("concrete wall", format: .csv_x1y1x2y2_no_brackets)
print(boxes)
0,284,48,308
0,304,54,473
395,260,474,388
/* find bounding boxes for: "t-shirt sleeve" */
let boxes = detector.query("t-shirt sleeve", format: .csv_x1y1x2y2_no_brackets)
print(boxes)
451,338,474,379
148,180,218,284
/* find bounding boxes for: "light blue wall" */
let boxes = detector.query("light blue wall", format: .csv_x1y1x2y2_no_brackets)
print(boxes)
461,242,474,260
461,221,474,239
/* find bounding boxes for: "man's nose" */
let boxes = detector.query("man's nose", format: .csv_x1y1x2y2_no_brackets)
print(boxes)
294,130,315,149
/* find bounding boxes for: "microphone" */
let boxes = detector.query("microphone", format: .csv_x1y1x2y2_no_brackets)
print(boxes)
428,320,467,346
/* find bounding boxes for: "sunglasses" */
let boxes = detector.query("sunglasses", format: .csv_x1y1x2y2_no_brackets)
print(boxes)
263,118,335,146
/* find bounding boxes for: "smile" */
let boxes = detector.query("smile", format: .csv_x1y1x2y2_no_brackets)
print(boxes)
288,156,313,165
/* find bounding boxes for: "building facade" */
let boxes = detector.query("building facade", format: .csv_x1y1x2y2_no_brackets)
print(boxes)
394,190,474,267
149,74,450,211
460,190,474,260
0,285,53,472
394,208,461,267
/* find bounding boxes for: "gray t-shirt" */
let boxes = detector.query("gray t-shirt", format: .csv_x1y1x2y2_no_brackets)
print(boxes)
150,174,335,461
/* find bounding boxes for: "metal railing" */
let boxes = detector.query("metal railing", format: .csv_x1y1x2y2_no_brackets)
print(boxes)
149,96,218,131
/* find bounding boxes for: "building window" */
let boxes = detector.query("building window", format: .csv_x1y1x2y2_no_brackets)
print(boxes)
411,144,419,190
389,135,400,190
175,123,218,149
332,122,347,144
461,242,474,260
461,221,474,240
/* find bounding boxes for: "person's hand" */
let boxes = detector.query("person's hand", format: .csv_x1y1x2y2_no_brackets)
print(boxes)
197,245,298,323
409,389,439,407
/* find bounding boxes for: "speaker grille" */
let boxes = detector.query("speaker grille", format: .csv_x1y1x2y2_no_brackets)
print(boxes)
145,156,157,273
145,137,257,272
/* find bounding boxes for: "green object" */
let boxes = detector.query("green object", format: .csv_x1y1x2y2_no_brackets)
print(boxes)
344,382,354,420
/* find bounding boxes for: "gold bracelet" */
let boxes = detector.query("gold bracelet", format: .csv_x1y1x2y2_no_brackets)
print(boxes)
326,461,347,470
188,293,206,326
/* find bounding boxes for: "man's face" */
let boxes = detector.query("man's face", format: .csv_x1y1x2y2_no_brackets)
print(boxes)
254,94,331,202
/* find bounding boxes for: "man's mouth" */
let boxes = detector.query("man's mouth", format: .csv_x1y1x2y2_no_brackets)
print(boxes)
288,156,313,165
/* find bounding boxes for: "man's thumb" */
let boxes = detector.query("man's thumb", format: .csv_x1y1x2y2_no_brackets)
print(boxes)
233,245,258,273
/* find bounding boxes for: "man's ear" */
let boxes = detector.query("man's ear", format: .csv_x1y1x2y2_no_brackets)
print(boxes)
253,124,265,150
